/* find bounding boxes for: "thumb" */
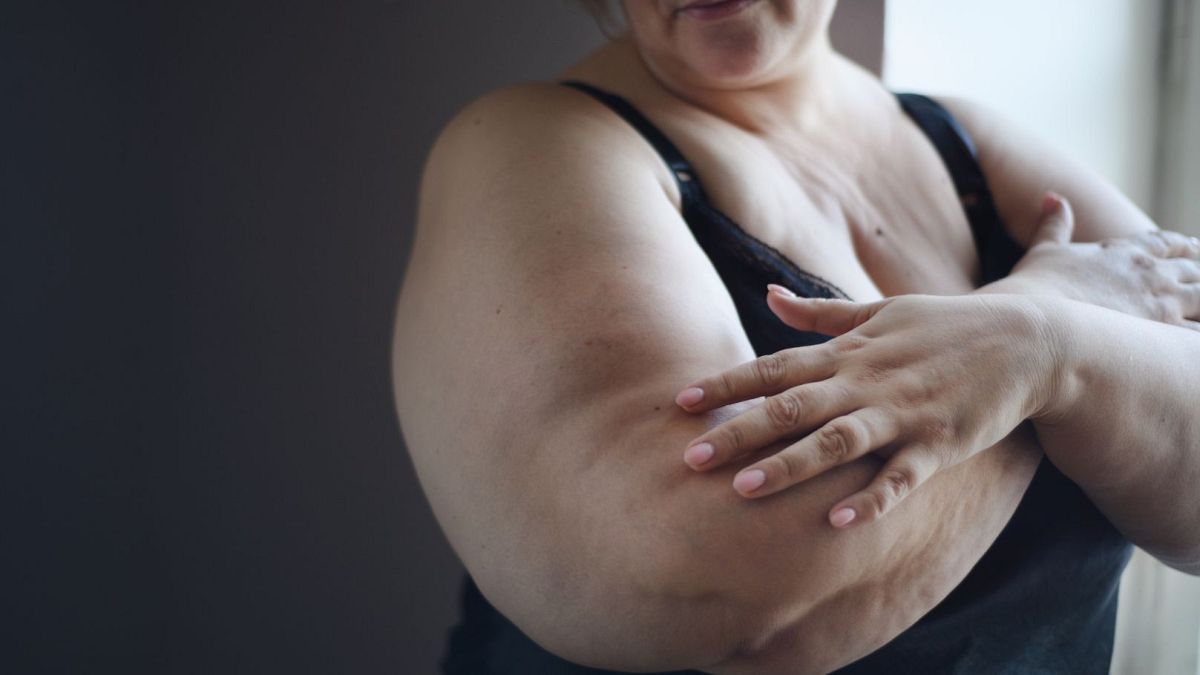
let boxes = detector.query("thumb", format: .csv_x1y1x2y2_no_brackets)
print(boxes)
1029,192,1075,247
766,285,889,336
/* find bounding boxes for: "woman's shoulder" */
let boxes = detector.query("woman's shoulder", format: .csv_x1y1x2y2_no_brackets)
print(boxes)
436,82,590,146
414,81,682,246
424,81,668,184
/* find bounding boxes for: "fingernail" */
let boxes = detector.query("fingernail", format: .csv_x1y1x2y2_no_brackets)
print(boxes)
767,283,796,298
830,507,857,528
1041,192,1062,216
1190,236,1200,248
733,469,766,494
683,442,714,468
675,387,704,407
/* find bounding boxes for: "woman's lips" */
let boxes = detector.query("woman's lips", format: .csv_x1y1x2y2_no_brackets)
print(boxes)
677,0,761,21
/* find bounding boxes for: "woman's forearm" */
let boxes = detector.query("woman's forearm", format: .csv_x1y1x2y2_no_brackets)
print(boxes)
1033,296,1200,572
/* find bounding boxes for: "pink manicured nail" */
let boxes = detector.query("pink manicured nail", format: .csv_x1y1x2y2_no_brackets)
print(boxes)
675,387,704,407
733,469,766,494
767,283,796,298
830,507,857,528
1041,192,1063,216
683,442,714,468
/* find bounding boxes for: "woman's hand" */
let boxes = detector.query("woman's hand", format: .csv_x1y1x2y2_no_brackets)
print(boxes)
673,289,1064,529
998,193,1200,329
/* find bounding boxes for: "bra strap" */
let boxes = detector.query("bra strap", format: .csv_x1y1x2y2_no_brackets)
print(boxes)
560,80,706,204
895,92,1024,283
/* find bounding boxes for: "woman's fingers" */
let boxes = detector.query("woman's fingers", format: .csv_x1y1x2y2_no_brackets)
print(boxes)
674,286,892,413
1133,229,1200,259
1166,258,1200,285
827,446,943,528
682,383,850,470
766,284,892,337
730,409,899,498
1028,192,1075,248
1178,283,1200,321
1149,259,1200,320
674,344,837,413
1161,253,1200,282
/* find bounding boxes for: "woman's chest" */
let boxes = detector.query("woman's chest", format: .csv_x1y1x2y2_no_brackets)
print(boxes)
672,122,982,301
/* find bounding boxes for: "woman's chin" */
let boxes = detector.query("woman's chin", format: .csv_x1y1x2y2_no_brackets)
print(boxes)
681,24,780,87
686,49,774,88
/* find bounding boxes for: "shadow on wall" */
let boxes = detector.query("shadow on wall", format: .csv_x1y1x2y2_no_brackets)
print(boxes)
160,3,611,675
158,3,613,674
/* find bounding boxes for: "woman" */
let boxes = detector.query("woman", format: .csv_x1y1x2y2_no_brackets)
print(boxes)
393,1,1200,673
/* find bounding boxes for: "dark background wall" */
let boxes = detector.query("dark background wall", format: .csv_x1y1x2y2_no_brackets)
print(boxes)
5,2,879,673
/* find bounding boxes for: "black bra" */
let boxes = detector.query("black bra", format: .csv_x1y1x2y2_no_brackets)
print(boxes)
559,79,1026,291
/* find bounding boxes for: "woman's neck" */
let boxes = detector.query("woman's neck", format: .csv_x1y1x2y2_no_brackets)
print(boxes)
569,35,852,141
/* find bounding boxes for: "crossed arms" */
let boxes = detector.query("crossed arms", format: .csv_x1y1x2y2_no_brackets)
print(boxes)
392,85,1198,673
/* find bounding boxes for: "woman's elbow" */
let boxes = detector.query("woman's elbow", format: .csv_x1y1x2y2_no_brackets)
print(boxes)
470,536,770,673
500,501,904,674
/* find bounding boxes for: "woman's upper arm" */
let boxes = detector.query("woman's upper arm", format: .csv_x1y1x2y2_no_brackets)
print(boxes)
935,95,1158,244
393,85,1040,673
